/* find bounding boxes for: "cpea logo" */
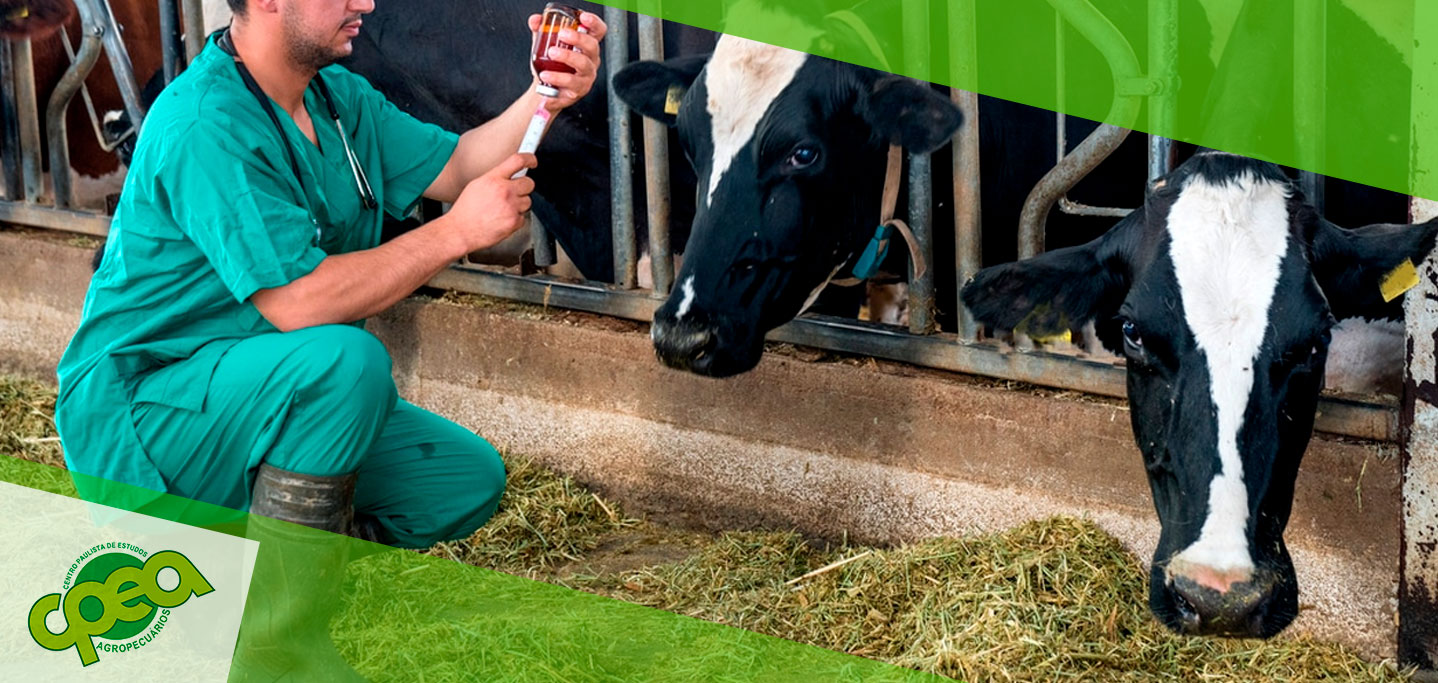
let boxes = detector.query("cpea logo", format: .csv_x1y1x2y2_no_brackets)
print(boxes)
26,541,215,667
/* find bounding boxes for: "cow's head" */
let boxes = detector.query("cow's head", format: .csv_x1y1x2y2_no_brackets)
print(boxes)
614,36,961,377
962,153,1437,637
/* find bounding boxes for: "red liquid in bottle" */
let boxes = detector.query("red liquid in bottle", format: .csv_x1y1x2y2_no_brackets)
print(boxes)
532,4,582,81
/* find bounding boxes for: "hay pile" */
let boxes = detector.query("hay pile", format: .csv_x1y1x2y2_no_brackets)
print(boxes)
427,455,641,577
573,523,1406,681
0,376,1412,680
0,376,63,468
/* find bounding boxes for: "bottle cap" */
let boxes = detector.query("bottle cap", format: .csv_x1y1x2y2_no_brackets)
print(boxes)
536,84,559,98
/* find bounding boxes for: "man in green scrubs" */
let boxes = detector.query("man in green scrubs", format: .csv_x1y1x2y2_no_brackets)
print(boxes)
55,1,606,546
57,1,607,677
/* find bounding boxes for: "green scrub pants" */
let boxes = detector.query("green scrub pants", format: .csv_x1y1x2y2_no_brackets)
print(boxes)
129,325,505,549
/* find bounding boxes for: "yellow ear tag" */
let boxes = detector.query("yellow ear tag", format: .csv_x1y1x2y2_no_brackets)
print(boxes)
1014,303,1073,345
664,85,683,115
1030,329,1073,345
1380,258,1419,303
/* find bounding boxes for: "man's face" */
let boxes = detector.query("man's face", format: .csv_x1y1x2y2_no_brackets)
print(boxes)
281,0,374,70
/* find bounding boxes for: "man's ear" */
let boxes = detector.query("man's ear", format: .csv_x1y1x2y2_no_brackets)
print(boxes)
612,54,710,127
1310,216,1438,320
962,212,1140,350
859,76,963,154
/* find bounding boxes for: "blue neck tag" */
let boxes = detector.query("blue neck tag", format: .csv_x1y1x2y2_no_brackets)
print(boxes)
851,223,893,280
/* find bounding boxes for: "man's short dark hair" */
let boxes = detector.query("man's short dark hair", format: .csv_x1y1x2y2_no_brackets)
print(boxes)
228,0,246,17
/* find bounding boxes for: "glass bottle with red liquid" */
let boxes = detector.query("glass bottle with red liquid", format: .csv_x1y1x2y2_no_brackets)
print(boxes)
513,4,586,177
530,3,583,97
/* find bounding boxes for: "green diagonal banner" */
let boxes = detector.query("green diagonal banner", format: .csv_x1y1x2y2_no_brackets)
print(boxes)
599,0,1435,200
0,455,940,681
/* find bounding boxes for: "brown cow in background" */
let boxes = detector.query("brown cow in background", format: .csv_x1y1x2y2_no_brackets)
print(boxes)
2,0,165,207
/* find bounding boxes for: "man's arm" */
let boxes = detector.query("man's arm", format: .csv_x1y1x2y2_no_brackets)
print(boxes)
251,155,536,332
424,11,607,202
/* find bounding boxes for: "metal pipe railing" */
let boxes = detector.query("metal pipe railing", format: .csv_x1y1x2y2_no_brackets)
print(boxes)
902,0,935,334
528,213,557,269
182,0,207,61
0,201,111,235
907,149,935,334
605,6,636,288
1021,0,1144,258
1021,124,1132,257
949,0,982,342
1147,0,1178,182
1052,111,1136,219
13,38,44,203
1295,0,1326,216
46,28,104,210
73,0,146,135
638,13,673,294
432,263,1396,442
0,40,23,201
158,0,185,84
0,5,1400,451
953,90,982,341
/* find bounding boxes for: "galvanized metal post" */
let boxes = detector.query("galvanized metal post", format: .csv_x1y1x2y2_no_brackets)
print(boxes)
949,0,982,342
952,89,981,341
12,38,44,203
1147,0,1177,181
638,12,673,294
47,29,104,210
606,6,636,288
1294,0,1326,215
182,0,207,61
0,40,22,201
908,147,934,334
73,0,146,133
902,1,935,334
158,0,185,83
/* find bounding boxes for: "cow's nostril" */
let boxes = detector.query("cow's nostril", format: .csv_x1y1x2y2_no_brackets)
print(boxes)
1172,589,1202,632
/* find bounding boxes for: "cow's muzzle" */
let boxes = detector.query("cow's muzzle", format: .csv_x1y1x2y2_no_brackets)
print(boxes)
1158,562,1292,638
652,316,718,375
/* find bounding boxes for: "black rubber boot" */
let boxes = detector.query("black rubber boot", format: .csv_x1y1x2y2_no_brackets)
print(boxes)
230,465,369,683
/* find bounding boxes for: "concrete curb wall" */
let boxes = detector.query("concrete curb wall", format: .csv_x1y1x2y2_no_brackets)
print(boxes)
0,229,1399,657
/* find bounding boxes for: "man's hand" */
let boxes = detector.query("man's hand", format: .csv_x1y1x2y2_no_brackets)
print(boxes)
528,10,607,110
443,153,538,253
251,153,538,333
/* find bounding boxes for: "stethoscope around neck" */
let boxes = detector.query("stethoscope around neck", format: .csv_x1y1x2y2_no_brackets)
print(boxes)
216,28,377,213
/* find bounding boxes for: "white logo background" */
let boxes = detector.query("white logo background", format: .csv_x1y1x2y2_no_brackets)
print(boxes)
0,481,258,681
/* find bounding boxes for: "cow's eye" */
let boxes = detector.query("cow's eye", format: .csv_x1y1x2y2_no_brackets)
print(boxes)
1121,319,1143,349
787,146,820,169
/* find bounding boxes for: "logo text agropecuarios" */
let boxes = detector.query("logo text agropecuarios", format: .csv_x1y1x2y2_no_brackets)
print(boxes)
28,549,215,666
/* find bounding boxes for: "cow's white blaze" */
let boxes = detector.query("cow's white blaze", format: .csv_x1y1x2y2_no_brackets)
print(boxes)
702,36,808,206
1166,168,1291,577
676,275,697,320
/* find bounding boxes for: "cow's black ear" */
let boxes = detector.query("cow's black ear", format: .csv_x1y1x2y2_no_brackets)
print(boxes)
612,55,710,127
961,212,1139,350
860,76,963,154
1310,216,1438,321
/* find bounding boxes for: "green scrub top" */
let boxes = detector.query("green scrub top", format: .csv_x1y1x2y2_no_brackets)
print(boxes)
55,35,459,494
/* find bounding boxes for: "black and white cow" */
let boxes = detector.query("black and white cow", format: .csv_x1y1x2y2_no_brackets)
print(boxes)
962,152,1438,637
613,36,962,376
